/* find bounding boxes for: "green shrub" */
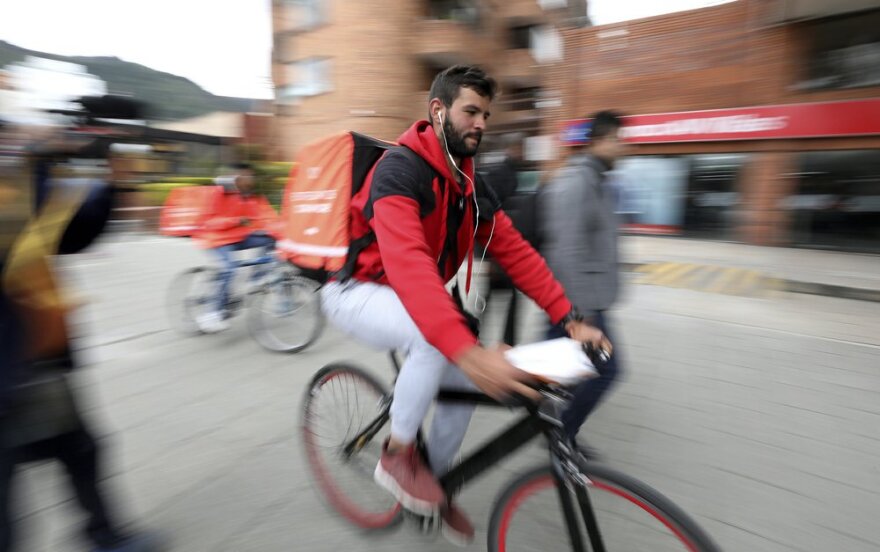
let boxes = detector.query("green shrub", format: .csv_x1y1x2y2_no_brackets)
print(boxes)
155,176,216,185
139,182,199,206
140,162,295,207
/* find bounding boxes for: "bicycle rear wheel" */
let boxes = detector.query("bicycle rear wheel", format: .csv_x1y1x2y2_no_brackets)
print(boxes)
248,272,323,353
301,363,402,529
489,462,721,552
166,267,218,335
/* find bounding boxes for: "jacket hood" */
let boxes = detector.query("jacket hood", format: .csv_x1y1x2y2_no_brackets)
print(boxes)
397,120,474,195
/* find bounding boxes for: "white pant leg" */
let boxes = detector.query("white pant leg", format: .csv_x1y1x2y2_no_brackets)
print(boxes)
427,367,478,476
321,281,475,452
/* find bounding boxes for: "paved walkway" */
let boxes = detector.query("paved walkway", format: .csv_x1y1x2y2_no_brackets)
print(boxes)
11,234,880,551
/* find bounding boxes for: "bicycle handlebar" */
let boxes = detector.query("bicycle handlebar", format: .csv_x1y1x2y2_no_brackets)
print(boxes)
583,342,612,366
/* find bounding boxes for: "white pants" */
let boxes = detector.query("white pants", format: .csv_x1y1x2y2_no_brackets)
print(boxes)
320,280,477,475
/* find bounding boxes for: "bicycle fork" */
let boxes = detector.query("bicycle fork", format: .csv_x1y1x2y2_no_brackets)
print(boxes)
551,454,607,552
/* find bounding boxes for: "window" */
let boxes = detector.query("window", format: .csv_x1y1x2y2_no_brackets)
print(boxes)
794,9,880,91
279,58,333,101
614,154,749,239
614,156,689,234
538,0,567,9
682,154,748,239
785,150,880,252
509,25,534,50
282,0,327,31
426,0,480,26
531,25,563,64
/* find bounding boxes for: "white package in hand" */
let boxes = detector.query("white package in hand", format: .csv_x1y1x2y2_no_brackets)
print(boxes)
503,338,597,386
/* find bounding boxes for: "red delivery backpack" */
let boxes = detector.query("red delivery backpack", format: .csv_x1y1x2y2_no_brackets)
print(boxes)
159,185,223,237
276,131,395,281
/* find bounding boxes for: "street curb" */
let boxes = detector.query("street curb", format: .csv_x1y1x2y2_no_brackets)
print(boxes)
781,280,880,303
621,262,880,303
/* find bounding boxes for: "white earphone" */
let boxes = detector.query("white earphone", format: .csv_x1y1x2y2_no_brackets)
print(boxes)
435,106,495,314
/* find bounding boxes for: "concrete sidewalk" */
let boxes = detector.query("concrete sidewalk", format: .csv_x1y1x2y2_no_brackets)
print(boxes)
621,236,880,302
16,234,880,551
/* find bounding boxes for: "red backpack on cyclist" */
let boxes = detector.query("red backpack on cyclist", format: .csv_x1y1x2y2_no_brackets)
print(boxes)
276,132,395,281
159,185,223,237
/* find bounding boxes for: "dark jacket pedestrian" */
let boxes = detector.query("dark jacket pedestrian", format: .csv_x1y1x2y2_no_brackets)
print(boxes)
540,153,620,313
540,110,627,439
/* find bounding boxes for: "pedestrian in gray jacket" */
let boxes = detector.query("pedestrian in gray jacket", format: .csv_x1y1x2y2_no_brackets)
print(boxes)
541,110,627,440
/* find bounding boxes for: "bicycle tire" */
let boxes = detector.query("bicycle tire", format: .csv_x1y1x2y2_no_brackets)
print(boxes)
247,273,324,353
166,266,218,335
489,462,721,552
301,363,402,530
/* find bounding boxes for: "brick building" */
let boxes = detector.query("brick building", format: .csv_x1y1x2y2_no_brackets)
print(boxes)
271,0,880,251
271,0,585,154
547,0,880,250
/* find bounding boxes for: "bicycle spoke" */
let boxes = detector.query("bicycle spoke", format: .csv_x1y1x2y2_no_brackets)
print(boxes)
302,365,400,529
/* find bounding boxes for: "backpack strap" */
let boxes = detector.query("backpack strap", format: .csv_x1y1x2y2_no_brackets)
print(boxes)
333,146,437,283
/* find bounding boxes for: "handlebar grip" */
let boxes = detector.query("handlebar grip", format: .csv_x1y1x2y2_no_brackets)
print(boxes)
583,343,611,365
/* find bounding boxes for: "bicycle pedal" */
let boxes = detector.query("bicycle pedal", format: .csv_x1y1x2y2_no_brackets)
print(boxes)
406,510,441,537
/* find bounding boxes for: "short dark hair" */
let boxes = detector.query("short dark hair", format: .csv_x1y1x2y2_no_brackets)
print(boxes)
587,110,624,142
429,65,498,109
233,161,253,171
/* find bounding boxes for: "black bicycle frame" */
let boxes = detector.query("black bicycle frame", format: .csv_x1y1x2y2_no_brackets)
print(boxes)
340,385,606,550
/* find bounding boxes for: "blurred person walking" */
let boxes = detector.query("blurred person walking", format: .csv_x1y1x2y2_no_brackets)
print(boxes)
480,133,538,345
193,162,278,333
540,110,627,440
0,128,160,552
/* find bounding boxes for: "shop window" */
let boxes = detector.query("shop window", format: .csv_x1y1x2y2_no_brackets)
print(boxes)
682,154,748,239
614,156,689,235
614,154,748,238
785,150,880,252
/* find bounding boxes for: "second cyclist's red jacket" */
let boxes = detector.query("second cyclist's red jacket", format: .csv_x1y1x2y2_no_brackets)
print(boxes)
195,192,279,249
348,121,572,361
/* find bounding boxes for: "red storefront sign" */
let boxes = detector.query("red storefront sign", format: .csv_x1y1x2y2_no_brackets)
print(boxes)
561,98,880,144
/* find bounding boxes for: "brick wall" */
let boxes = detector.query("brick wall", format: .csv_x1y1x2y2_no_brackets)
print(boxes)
272,0,557,158
546,1,880,147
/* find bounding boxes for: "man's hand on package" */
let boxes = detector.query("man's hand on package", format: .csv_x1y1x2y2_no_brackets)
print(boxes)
456,345,541,403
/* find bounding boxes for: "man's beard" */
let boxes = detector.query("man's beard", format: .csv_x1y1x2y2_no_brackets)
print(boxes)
443,117,482,158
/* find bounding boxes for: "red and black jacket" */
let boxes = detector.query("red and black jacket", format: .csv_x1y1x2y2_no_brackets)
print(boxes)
349,120,572,361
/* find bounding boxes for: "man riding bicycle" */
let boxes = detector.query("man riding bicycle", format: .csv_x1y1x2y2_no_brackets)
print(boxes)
319,65,610,545
194,163,278,333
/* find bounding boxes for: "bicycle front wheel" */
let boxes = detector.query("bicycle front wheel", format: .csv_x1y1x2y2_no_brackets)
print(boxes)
248,273,324,353
301,363,402,529
166,267,218,335
489,462,721,552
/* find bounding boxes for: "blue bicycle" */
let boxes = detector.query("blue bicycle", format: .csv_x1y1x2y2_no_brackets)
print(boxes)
166,252,323,353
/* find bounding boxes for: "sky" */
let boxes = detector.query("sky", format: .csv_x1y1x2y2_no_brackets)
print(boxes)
0,0,274,99
589,0,736,26
0,0,734,100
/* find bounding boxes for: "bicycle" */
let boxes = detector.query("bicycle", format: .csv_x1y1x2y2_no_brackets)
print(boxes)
166,252,324,354
300,350,722,551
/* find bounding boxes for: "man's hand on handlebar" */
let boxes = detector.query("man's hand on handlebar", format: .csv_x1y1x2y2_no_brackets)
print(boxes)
564,320,613,364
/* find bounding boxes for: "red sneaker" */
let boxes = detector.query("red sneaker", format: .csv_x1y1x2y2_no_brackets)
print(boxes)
441,500,475,546
374,441,445,515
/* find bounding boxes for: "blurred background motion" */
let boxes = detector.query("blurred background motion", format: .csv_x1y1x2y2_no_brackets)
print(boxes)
1,0,879,551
